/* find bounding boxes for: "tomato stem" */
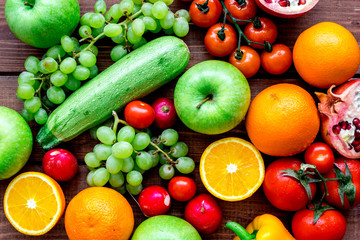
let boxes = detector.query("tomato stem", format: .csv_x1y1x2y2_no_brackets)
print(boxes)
196,0,210,14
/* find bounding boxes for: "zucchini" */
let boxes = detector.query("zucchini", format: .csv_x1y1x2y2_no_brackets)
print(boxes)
37,36,190,149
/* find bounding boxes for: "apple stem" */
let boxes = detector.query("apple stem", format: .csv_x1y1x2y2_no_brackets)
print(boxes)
196,96,211,109
23,1,34,7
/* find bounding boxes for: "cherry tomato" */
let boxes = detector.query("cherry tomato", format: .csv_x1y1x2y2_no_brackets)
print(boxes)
189,0,222,28
229,46,260,78
244,17,278,49
168,176,197,202
304,142,335,174
204,23,237,57
261,43,292,75
152,98,177,129
138,185,171,217
292,204,347,240
42,149,78,181
263,158,317,211
124,100,155,129
224,0,257,24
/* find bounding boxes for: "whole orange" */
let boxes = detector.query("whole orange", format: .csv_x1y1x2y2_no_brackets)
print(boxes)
65,187,134,240
293,22,360,89
245,83,320,156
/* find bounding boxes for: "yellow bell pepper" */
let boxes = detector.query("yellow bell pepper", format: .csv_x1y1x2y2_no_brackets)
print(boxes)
226,214,295,240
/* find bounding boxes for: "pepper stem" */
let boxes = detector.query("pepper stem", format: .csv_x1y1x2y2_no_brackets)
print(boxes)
225,221,256,240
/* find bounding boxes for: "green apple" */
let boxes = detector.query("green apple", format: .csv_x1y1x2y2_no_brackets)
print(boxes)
131,215,202,240
5,0,80,48
174,60,251,135
0,106,33,180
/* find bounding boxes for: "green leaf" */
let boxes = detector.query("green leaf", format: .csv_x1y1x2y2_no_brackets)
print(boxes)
312,204,335,225
333,161,356,207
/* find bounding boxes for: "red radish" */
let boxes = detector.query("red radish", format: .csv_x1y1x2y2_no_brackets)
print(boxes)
138,185,171,217
184,194,223,234
152,98,177,129
168,176,197,202
42,149,78,181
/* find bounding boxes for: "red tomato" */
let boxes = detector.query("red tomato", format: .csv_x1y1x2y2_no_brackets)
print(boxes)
204,23,237,57
189,0,222,28
320,158,360,209
261,43,292,75
263,158,317,211
292,204,347,240
168,176,197,202
138,185,171,217
42,149,78,181
244,17,278,49
229,46,260,78
224,0,257,24
304,142,335,174
124,100,155,129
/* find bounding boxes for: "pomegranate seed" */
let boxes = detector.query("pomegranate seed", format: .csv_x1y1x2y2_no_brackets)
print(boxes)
298,0,306,5
354,145,360,152
353,118,360,126
332,125,341,135
278,0,290,7
355,129,360,139
356,123,360,129
340,121,348,130
264,0,272,2
352,139,360,147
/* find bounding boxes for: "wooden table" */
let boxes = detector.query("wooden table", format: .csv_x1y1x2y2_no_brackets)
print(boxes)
1,0,360,239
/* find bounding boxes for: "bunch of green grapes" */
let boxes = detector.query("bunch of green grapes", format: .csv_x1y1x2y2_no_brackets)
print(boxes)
85,123,195,195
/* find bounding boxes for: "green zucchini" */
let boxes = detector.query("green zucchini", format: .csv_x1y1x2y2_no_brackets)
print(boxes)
37,36,190,149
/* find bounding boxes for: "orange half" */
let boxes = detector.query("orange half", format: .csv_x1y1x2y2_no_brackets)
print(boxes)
4,172,66,236
200,137,265,201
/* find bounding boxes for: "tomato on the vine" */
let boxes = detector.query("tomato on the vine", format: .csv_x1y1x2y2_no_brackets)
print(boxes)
261,43,292,75
124,100,155,129
204,23,237,57
244,17,278,49
304,142,335,174
189,0,222,28
168,176,197,202
224,0,257,24
229,46,260,78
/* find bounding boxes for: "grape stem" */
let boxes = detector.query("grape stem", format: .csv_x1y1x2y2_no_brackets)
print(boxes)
112,110,120,133
149,141,178,165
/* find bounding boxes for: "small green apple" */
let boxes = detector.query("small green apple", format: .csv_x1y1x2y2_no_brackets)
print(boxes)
5,0,80,48
174,60,251,134
0,106,33,180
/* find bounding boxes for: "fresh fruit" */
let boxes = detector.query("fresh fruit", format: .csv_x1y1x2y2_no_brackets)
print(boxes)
261,43,292,75
4,0,80,48
244,17,278,49
204,23,237,57
138,185,171,217
65,187,134,240
125,100,156,129
293,22,360,88
304,142,335,174
200,137,265,201
131,215,202,240
263,158,317,211
174,60,250,135
224,0,257,24
37,36,190,149
189,0,222,28
42,149,78,181
0,106,33,180
245,83,320,156
152,97,177,129
316,79,360,158
168,176,197,201
185,194,223,234
229,46,261,78
4,172,65,235
254,0,319,18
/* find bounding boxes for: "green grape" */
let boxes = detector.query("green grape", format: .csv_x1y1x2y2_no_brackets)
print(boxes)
104,23,123,38
80,44,99,56
17,84,35,100
106,155,124,174
115,185,127,194
126,183,143,195
93,144,113,161
117,125,135,143
133,162,146,174
175,9,190,22
60,57,77,74
175,157,195,174
159,164,175,180
89,65,99,78
109,4,123,20
18,71,35,85
109,171,125,188
38,57,58,74
149,137,164,150
34,108,48,125
173,17,189,37
135,151,152,170
92,25,106,39
132,19,145,36
47,86,65,104
24,97,41,113
151,1,168,19
50,70,68,87
133,0,142,5
41,95,55,109
148,150,160,167
72,37,80,52
94,0,107,14
32,80,40,91
61,35,75,53
132,38,147,50
132,132,151,151
89,125,99,140
141,3,153,16
92,167,110,186
133,4,142,13
126,170,143,186
80,12,94,26
72,65,90,81
121,157,135,173
112,141,133,159
79,25,92,38
97,126,116,145
111,32,125,44
159,150,169,165
24,56,39,74
110,45,127,62
161,129,179,146
87,170,96,186
20,108,34,121
148,0,173,4
46,45,66,60
16,94,25,102
159,11,174,29
85,152,101,168
150,19,162,33
163,27,174,35
143,16,157,31
127,27,142,44
90,13,105,28
170,142,188,158
64,75,81,91
79,51,97,68
119,0,134,14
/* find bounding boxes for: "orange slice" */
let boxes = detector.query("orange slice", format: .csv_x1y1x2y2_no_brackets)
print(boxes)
4,172,66,236
200,137,265,201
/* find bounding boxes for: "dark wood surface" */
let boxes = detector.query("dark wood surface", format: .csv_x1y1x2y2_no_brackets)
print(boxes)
1,0,360,239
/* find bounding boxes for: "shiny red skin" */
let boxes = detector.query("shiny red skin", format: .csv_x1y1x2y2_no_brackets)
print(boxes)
138,185,171,217
42,149,78,181
263,158,317,211
224,0,257,24
124,100,155,129
204,23,237,57
189,0,222,28
320,158,360,209
292,205,346,240
261,43,292,75
304,142,335,174
168,176,197,202
254,0,319,18
152,98,177,129
244,17,278,49
229,46,261,78
184,194,222,234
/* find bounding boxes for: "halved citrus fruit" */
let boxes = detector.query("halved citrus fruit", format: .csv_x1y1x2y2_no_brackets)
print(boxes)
4,172,65,236
200,137,265,201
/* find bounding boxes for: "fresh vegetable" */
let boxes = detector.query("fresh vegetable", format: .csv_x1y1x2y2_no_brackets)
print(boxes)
124,101,155,129
260,43,292,75
304,142,335,174
244,17,278,49
189,0,222,28
229,46,261,78
204,23,237,57
152,97,177,129
168,176,197,202
254,0,319,18
37,36,190,149
138,185,171,217
42,149,78,181
224,0,257,24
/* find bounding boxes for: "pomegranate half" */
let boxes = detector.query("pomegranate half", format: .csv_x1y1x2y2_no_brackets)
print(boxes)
316,79,360,159
254,0,319,18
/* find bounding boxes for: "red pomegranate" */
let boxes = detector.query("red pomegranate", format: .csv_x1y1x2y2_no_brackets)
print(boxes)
254,0,319,18
316,79,360,159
